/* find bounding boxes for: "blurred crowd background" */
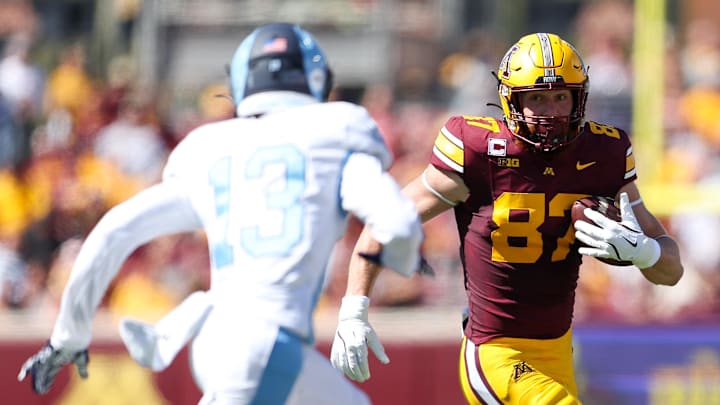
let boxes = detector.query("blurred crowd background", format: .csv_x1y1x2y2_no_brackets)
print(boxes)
1,0,719,327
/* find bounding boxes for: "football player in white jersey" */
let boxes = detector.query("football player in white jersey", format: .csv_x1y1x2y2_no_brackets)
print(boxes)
18,23,424,405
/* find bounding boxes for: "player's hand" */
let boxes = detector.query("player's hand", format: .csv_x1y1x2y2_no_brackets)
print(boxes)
575,192,661,269
17,342,89,394
330,295,388,382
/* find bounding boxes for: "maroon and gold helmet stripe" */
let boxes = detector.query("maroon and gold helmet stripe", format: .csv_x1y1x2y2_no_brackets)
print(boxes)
432,126,464,173
537,33,556,78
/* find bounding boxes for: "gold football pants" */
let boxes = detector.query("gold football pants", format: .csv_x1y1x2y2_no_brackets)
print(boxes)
459,329,582,405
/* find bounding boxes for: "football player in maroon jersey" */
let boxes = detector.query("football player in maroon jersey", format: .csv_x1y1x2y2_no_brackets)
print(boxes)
331,33,684,404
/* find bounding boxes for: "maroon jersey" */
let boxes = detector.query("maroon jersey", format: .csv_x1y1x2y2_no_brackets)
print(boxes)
430,115,636,344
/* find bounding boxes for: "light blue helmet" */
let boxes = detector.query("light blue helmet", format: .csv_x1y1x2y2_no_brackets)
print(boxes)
228,23,334,105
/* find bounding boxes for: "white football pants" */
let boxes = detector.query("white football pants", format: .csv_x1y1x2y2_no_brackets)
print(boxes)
191,306,371,405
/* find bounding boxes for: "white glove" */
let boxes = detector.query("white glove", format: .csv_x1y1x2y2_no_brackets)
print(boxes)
18,342,89,394
575,192,661,269
331,295,389,382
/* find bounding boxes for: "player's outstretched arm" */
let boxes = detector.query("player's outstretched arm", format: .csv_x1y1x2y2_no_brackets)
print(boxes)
18,182,201,394
331,163,467,382
331,153,422,381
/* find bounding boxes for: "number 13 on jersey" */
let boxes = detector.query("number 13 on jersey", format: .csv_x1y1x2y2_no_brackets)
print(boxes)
208,145,306,268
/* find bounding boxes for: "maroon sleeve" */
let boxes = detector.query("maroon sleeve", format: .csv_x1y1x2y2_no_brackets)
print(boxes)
429,115,469,175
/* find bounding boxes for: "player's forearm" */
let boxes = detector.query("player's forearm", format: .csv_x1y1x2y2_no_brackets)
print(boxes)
346,227,384,296
639,236,683,286
51,185,200,349
51,212,134,349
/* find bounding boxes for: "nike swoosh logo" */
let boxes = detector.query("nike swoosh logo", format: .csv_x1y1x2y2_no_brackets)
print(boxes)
621,236,638,247
576,161,596,170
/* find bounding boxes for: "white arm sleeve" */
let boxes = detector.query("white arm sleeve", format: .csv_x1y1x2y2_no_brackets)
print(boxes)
340,153,423,277
50,182,202,350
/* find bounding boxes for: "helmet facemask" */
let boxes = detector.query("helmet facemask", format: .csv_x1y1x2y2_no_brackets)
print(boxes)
503,84,588,153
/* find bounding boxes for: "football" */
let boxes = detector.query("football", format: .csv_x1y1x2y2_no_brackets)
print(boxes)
571,196,633,266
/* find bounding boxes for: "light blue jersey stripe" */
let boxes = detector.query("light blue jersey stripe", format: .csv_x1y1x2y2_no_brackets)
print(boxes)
252,329,303,405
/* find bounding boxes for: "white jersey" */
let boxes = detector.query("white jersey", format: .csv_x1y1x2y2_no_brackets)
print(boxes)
163,100,405,340
50,98,422,350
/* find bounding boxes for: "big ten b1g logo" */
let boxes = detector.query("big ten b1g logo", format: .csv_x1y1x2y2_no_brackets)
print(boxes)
649,348,720,405
497,157,520,168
